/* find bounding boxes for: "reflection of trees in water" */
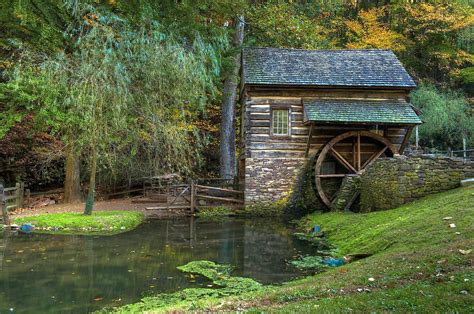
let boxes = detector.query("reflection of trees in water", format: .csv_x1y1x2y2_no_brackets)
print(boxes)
0,219,314,313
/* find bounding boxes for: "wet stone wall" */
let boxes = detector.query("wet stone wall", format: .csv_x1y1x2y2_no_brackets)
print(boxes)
360,155,474,211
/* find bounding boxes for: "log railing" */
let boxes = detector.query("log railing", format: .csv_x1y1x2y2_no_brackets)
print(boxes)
191,180,244,213
143,178,244,212
0,183,24,226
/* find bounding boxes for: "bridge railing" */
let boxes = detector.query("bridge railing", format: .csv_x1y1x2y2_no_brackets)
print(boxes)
0,183,25,225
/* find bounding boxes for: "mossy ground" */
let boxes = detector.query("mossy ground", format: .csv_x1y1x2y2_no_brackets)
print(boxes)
12,210,145,235
110,186,473,312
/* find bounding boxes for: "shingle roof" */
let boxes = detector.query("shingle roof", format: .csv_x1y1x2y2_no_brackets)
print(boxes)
242,48,416,88
303,99,422,124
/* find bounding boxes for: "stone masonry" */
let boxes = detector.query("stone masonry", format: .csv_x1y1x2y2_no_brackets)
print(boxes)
333,174,361,211
244,158,306,206
360,155,474,211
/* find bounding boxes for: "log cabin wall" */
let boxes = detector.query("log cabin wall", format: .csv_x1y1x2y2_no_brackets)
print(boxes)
241,87,413,206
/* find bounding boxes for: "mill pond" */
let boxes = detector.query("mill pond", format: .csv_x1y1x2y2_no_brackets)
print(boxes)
0,218,317,313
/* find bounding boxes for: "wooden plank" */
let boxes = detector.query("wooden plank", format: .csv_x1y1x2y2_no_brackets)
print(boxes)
357,133,361,171
305,123,314,158
195,194,244,204
291,128,309,135
246,87,409,99
250,150,306,158
146,205,191,210
248,105,270,113
249,142,307,150
250,113,270,120
1,184,10,225
330,147,357,173
3,187,17,192
190,181,195,213
195,185,243,194
399,126,414,154
4,195,17,201
362,146,388,169
316,174,346,178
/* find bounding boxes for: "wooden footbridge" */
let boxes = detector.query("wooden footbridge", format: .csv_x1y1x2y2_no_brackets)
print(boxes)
132,177,244,212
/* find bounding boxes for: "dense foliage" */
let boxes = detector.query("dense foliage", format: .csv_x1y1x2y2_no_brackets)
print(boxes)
0,0,472,193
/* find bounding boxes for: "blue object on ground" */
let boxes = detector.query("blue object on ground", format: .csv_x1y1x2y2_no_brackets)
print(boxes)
322,258,346,267
312,225,321,233
19,224,34,234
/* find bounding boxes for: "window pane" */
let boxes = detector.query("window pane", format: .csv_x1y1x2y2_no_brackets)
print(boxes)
272,109,289,135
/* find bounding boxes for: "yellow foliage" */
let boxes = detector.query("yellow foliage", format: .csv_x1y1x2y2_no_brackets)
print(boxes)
345,8,406,53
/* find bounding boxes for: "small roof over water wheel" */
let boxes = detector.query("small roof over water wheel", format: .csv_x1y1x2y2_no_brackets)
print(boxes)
314,130,399,210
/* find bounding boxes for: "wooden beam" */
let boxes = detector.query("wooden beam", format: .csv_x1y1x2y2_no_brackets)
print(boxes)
190,181,195,213
0,184,10,226
357,132,361,171
316,174,347,178
305,123,314,158
329,147,357,173
361,146,388,169
194,185,243,194
352,137,356,168
195,194,244,204
399,125,414,154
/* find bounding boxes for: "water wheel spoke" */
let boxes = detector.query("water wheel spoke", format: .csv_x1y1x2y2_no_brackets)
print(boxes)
316,174,346,178
329,147,357,173
361,146,388,169
357,133,361,171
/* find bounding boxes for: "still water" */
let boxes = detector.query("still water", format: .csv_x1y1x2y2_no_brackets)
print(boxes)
0,218,315,313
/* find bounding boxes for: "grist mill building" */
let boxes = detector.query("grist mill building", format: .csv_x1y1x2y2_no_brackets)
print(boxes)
238,48,422,209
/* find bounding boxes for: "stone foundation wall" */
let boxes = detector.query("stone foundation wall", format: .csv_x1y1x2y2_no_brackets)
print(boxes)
244,158,306,206
360,155,474,211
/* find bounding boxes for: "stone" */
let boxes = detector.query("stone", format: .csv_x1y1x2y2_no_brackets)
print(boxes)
360,155,473,212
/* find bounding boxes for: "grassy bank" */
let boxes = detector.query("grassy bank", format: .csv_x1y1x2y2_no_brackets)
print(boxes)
110,186,473,312
13,210,145,235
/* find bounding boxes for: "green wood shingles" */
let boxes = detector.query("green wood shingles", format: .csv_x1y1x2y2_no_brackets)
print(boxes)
242,48,416,88
303,100,422,125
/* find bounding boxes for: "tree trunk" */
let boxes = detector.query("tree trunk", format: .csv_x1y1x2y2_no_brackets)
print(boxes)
84,143,97,215
220,16,245,179
64,146,82,203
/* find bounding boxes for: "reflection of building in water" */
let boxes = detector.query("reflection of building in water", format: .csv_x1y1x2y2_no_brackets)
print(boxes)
241,221,301,283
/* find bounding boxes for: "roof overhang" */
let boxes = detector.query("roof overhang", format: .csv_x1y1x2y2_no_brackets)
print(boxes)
303,99,423,125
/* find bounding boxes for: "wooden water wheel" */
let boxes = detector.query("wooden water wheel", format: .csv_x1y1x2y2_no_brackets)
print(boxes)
314,130,399,210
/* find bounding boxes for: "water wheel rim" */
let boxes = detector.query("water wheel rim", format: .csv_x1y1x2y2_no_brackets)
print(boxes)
315,130,399,209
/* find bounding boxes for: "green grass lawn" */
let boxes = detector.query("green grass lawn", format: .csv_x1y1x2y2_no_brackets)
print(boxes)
110,185,473,312
13,210,145,235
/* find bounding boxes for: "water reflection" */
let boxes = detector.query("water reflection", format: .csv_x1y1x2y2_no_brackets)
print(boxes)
0,218,315,313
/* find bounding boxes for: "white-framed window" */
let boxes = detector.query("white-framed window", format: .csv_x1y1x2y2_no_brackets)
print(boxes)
272,109,290,136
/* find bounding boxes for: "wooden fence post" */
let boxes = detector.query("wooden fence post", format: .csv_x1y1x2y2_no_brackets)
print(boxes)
18,182,24,209
0,184,10,226
190,181,195,214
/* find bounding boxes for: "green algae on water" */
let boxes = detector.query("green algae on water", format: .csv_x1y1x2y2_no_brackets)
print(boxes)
102,260,262,313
